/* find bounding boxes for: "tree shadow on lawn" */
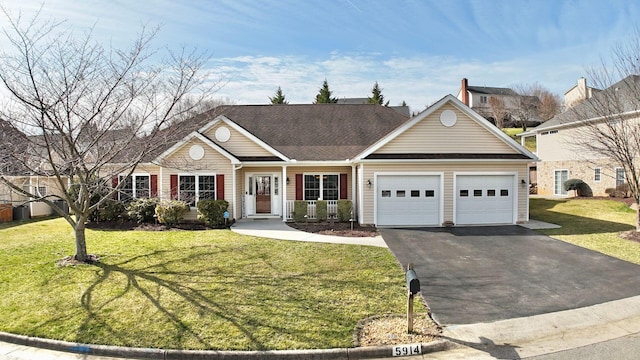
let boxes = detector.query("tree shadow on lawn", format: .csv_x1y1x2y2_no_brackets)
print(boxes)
72,245,376,350
531,198,635,236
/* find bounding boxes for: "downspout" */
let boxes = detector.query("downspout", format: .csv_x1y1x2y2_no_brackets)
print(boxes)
233,164,243,220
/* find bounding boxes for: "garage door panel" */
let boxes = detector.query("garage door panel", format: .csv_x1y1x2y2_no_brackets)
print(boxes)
456,175,514,225
377,175,440,226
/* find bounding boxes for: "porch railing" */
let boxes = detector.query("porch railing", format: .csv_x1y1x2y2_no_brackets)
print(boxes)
285,200,338,221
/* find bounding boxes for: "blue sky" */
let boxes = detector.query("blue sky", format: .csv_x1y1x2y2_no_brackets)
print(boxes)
3,0,639,112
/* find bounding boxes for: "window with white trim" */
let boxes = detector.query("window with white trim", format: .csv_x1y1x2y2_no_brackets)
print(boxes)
554,170,568,196
304,174,339,200
594,168,601,182
179,174,216,207
119,175,150,202
615,168,625,187
32,186,47,197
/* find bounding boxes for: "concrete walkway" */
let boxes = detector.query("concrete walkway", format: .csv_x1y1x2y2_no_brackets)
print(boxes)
230,218,388,247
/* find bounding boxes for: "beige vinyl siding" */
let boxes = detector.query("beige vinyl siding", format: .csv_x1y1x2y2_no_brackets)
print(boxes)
375,104,516,154
536,129,587,161
360,162,528,225
203,123,273,157
161,138,234,219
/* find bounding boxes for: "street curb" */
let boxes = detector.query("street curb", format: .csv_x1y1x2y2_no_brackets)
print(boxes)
0,331,455,359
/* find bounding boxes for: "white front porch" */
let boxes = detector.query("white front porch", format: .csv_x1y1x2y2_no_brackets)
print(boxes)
284,200,338,221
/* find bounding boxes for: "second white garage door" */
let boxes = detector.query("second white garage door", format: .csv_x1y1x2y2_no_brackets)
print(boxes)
376,174,441,226
455,174,515,225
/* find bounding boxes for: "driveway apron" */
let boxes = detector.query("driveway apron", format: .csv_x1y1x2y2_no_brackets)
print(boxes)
380,226,640,325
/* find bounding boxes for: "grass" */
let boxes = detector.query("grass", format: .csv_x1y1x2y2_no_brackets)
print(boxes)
502,127,536,153
0,218,406,351
530,197,640,264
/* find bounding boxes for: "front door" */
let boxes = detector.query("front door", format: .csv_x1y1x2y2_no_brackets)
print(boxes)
255,176,271,213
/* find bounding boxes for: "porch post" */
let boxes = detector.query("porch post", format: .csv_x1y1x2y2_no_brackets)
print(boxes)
358,163,364,224
232,165,238,220
282,165,287,222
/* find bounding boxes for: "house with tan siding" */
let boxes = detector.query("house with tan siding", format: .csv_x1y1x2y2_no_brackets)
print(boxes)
109,94,536,227
520,75,638,197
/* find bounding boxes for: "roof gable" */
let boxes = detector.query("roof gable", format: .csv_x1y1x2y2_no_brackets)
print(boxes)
199,116,288,161
357,95,537,161
154,132,240,165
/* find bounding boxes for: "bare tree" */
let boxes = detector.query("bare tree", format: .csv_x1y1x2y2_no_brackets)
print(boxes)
567,33,640,230
536,88,562,121
488,96,508,129
0,7,217,262
512,83,561,130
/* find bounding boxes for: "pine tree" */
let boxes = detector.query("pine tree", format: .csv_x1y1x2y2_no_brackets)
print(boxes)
367,81,390,106
269,86,288,104
313,79,338,103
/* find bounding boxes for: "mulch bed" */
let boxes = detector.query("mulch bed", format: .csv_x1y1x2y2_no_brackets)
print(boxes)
287,221,379,237
86,221,223,231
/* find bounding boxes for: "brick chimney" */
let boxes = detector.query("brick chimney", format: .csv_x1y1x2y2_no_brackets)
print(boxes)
461,78,469,106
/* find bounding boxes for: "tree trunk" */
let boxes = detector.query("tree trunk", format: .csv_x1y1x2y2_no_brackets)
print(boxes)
636,201,640,232
74,220,88,262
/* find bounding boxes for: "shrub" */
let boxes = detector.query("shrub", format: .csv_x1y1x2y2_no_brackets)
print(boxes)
616,183,630,198
197,199,229,227
293,201,308,222
316,200,327,222
564,178,593,197
563,178,584,192
337,200,353,222
126,198,160,223
155,200,189,225
98,199,125,222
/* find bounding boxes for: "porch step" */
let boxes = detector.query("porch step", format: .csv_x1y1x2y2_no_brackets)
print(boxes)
246,215,282,220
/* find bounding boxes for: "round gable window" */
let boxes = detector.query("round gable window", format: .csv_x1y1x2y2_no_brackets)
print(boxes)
215,126,231,142
189,144,204,160
440,109,457,127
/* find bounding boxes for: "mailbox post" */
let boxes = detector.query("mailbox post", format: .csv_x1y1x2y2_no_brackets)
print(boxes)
405,263,420,333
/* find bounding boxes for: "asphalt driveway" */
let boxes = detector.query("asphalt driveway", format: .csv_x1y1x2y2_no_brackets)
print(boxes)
380,226,640,325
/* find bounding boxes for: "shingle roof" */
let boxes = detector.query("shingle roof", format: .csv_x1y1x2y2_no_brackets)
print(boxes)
203,104,411,161
467,86,518,96
535,75,640,131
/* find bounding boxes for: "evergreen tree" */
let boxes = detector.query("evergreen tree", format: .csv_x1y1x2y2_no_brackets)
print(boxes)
367,81,390,106
313,79,338,103
269,86,288,104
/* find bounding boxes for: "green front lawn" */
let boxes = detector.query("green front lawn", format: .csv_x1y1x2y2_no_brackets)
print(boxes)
530,198,640,264
0,219,406,350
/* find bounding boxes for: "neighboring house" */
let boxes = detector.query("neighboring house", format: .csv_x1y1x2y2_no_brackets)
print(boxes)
456,78,540,126
113,95,536,227
0,119,67,218
519,75,636,197
563,77,600,109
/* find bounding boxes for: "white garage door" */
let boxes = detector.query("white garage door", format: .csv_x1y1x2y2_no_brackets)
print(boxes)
455,175,515,225
376,175,441,226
